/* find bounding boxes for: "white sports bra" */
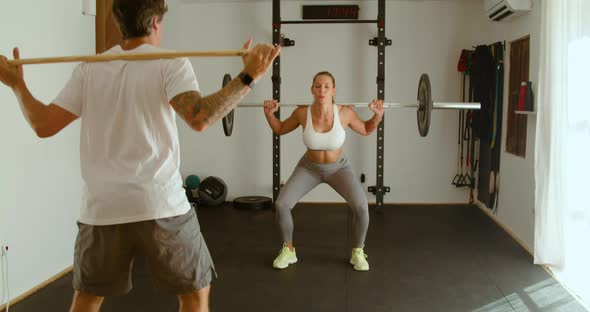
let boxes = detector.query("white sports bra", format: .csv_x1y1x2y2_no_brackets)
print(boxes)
303,105,346,151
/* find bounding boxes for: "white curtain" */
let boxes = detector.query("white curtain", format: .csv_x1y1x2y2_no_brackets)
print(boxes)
535,0,590,305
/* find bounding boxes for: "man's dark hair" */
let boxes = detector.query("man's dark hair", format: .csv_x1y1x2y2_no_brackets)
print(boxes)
112,0,168,39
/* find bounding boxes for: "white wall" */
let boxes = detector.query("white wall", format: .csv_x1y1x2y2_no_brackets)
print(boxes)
165,0,479,203
463,0,541,251
0,0,542,304
0,1,93,306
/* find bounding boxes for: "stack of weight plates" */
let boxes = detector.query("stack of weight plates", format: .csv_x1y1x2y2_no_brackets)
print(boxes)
233,196,272,210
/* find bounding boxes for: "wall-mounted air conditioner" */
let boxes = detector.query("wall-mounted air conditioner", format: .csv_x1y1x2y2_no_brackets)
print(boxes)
484,0,532,22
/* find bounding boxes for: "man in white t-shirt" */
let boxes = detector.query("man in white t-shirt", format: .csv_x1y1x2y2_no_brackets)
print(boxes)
0,0,280,311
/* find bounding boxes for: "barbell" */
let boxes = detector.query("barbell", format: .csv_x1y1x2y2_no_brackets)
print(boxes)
4,50,479,137
221,73,480,137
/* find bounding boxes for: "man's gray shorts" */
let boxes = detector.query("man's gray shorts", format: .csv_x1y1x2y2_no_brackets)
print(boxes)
73,208,216,296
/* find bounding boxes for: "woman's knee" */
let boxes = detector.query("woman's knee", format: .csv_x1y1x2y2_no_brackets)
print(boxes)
274,196,294,215
351,200,369,218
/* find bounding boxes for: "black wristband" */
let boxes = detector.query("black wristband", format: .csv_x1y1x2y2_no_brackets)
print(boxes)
238,72,254,88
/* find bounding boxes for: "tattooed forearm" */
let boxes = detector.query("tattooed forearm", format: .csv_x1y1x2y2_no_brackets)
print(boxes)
199,78,249,125
171,90,203,119
170,78,250,131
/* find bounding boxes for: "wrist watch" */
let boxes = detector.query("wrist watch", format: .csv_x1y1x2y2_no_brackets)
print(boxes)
238,72,254,88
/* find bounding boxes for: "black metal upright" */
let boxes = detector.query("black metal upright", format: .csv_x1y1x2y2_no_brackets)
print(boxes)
272,0,282,203
375,0,386,210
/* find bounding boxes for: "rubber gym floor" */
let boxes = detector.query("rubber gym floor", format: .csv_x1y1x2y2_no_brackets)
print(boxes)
7,203,587,312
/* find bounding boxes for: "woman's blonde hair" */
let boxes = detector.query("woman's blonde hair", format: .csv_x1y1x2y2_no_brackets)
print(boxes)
312,71,336,87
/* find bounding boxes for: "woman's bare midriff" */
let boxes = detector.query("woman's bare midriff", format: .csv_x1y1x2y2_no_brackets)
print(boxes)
305,149,343,164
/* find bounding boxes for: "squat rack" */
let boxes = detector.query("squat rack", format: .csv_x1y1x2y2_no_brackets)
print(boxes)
271,0,391,209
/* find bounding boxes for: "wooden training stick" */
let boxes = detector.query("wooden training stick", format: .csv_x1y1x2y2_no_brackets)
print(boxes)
7,49,249,66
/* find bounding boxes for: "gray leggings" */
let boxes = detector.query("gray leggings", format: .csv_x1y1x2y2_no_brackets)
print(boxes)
275,155,369,247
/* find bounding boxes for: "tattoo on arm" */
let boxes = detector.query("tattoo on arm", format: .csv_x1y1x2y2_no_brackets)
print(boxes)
171,79,249,129
200,78,249,126
171,90,204,125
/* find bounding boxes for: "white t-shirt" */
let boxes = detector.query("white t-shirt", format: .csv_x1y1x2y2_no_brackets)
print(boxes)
53,44,199,225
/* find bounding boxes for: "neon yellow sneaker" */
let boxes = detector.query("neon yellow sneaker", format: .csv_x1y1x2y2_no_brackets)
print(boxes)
350,247,369,271
273,244,297,269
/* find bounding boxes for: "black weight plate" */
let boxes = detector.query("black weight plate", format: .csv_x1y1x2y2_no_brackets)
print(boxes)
222,110,234,137
221,74,234,136
233,196,272,210
417,73,433,137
